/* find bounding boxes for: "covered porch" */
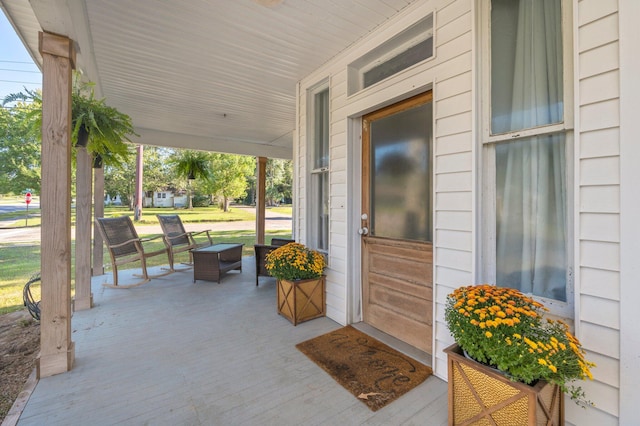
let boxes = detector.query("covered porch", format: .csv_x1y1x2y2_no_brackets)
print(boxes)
0,0,433,380
15,258,446,425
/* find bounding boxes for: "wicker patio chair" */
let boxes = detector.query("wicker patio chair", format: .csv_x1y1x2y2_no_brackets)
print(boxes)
254,238,295,286
271,238,296,247
95,216,173,288
157,214,213,272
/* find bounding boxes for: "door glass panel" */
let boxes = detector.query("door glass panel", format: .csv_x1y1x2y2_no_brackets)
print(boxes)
370,102,432,241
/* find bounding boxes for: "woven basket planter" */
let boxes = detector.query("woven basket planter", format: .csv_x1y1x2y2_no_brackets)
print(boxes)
277,276,325,326
444,344,564,426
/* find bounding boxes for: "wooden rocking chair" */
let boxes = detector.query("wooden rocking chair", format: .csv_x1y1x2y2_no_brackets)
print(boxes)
157,214,213,272
95,216,173,288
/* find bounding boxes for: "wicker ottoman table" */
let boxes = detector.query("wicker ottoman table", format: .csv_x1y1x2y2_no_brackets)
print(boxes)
191,243,243,283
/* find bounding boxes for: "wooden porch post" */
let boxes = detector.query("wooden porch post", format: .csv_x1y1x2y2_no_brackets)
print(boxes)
256,156,267,244
134,144,143,220
93,163,105,276
74,147,93,310
38,31,76,377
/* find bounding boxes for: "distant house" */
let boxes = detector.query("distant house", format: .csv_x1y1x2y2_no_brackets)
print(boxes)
142,191,188,208
104,194,122,206
150,191,173,208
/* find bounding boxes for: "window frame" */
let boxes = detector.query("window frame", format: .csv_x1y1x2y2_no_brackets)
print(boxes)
481,0,574,144
479,0,575,318
347,13,434,96
307,81,330,254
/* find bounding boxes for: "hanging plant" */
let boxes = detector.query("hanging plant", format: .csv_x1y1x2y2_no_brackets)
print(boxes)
2,71,137,167
71,74,137,165
170,150,212,209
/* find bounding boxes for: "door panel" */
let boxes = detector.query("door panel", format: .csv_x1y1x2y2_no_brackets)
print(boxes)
362,91,433,354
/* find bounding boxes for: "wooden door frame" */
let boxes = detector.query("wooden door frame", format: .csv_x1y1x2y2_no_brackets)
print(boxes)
360,90,434,352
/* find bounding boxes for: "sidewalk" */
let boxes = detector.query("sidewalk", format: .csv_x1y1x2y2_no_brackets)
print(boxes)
0,206,291,244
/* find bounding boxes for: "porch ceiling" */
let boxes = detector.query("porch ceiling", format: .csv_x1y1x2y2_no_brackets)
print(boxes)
1,0,419,159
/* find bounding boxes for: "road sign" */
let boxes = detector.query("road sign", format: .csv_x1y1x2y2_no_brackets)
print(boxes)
25,192,32,205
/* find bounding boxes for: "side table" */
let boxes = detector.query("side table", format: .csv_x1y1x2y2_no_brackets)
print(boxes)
191,243,244,283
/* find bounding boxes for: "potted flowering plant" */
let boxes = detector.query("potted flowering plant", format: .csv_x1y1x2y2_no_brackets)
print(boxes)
265,242,326,281
444,284,596,424
265,243,326,325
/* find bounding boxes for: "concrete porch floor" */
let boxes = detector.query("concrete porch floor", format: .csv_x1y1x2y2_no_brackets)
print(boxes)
17,257,447,425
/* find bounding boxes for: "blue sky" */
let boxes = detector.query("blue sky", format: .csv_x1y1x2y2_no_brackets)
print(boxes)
0,12,41,101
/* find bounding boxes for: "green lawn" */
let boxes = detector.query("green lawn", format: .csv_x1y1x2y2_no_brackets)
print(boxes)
0,206,291,314
0,229,292,315
0,244,42,315
0,205,257,228
268,205,293,214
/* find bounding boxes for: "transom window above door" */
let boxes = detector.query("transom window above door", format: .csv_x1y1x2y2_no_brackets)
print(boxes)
348,14,434,95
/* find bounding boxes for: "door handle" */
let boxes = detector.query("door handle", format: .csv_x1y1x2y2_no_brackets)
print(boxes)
358,227,369,236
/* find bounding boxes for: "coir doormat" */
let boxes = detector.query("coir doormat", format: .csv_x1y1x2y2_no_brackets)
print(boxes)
296,326,433,411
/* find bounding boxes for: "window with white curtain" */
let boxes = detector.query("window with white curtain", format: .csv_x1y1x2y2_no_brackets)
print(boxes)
308,85,329,252
483,0,573,313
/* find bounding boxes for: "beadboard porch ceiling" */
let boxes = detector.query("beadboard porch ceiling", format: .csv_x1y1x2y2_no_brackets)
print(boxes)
1,0,419,159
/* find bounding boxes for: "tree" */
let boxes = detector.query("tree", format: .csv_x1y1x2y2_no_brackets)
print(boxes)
0,102,42,195
266,159,293,205
170,150,211,209
240,158,292,206
104,145,175,209
143,146,175,206
104,149,136,208
204,154,255,212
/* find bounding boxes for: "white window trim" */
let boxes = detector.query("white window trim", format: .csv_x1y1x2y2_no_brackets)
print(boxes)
347,13,435,96
479,0,575,318
480,0,574,144
306,80,330,254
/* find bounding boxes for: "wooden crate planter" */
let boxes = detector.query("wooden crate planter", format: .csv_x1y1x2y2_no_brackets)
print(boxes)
277,276,325,326
444,344,564,426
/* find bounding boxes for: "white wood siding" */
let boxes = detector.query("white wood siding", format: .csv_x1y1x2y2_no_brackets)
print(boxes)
573,0,621,424
294,0,639,424
297,0,474,345
616,0,640,424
